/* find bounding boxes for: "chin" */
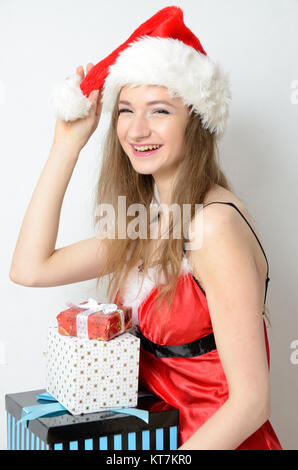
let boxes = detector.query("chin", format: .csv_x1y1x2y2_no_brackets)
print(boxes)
131,165,156,175
127,156,159,172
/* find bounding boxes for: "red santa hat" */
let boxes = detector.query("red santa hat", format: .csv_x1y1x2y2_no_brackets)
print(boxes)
50,6,231,138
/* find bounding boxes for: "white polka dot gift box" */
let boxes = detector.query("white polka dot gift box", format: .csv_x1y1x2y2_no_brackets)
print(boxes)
46,326,140,415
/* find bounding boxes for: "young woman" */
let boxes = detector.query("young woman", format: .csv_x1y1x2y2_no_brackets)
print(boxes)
10,6,283,450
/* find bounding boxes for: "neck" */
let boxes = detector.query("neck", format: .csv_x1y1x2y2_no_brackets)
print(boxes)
153,169,177,208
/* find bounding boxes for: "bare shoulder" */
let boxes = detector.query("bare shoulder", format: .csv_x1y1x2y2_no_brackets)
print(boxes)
202,185,261,244
191,184,256,243
187,185,268,291
203,184,249,218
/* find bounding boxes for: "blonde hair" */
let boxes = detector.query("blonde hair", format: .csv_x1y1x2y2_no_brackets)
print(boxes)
93,90,270,326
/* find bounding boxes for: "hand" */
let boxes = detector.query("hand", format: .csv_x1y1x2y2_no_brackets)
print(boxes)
53,63,103,151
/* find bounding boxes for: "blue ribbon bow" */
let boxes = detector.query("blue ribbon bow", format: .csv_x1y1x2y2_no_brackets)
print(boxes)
17,392,149,427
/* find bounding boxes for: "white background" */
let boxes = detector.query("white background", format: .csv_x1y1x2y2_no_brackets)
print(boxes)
1,0,297,450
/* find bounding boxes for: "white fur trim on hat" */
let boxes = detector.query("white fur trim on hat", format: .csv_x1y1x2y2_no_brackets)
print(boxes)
102,36,232,137
50,73,92,122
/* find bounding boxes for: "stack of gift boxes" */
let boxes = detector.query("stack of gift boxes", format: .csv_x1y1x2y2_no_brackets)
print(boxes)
47,299,139,414
5,298,180,450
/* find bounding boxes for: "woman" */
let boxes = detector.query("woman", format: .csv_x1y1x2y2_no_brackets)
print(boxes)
10,7,282,450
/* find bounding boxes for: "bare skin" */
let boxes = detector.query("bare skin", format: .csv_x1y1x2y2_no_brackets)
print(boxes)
142,183,268,304
117,84,268,301
188,185,268,295
10,75,267,297
9,63,108,287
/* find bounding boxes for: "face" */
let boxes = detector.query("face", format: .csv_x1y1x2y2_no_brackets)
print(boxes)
116,85,189,177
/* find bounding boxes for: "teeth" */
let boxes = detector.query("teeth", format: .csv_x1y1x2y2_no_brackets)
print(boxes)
133,144,161,151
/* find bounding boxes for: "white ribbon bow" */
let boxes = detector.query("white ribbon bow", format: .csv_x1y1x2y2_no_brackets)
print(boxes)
67,298,118,315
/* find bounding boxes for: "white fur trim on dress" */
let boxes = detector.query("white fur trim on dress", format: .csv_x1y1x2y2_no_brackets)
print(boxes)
50,73,92,122
102,36,231,137
121,254,193,328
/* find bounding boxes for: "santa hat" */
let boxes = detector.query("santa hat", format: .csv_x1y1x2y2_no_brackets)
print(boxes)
50,6,231,137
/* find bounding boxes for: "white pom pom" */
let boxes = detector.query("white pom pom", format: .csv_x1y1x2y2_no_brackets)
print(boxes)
49,72,92,121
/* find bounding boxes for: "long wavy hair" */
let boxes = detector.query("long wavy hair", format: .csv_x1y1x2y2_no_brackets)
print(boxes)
93,88,270,325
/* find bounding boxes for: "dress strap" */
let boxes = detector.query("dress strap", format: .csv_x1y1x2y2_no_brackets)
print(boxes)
182,201,270,306
202,202,269,277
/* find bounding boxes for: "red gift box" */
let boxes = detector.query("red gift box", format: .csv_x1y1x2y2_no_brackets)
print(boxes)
56,299,132,341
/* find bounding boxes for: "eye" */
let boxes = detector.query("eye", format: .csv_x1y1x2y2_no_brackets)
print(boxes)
117,108,170,115
118,108,132,114
154,109,170,114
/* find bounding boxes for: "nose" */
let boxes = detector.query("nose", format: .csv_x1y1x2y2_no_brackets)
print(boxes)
127,113,152,141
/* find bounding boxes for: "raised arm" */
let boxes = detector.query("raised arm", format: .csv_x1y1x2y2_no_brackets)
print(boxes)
9,64,108,287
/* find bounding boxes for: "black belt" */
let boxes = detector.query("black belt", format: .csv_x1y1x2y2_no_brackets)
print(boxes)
135,327,216,359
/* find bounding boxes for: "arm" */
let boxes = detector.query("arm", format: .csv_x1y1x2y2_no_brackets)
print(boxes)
9,64,106,287
10,141,77,283
179,204,270,450
9,141,110,287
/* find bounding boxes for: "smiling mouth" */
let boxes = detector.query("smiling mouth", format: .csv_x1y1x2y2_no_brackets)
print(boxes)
130,144,163,157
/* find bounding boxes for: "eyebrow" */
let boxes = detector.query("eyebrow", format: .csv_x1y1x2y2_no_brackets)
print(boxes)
118,100,177,108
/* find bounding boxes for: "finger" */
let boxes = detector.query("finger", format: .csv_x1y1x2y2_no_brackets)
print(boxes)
76,65,84,79
86,62,94,74
90,89,99,107
96,90,103,116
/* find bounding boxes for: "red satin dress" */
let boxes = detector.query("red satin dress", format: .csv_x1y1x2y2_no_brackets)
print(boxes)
115,201,282,450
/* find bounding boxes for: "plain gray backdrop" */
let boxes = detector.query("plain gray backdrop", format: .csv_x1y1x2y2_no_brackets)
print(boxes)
1,0,297,450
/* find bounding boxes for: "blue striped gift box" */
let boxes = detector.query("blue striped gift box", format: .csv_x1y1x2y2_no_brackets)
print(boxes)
6,389,179,450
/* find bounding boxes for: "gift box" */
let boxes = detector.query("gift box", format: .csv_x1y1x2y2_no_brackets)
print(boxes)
5,389,180,450
46,326,139,415
57,298,132,341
